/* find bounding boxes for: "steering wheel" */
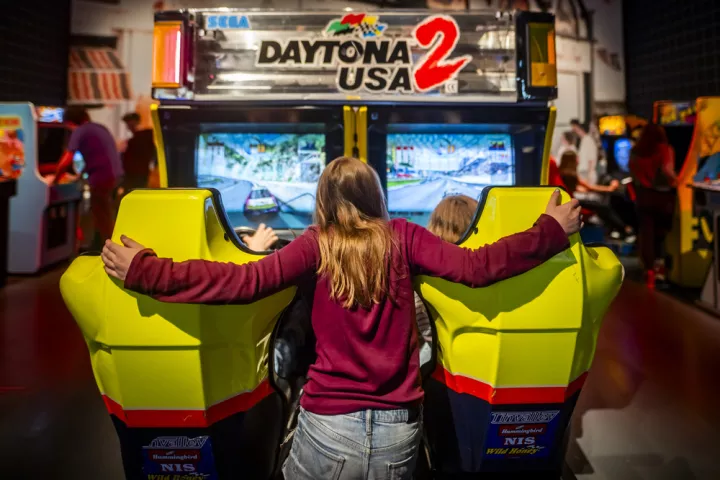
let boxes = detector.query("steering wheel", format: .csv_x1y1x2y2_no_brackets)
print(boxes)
233,226,291,251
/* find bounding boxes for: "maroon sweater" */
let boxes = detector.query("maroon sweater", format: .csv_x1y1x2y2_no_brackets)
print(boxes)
124,215,569,415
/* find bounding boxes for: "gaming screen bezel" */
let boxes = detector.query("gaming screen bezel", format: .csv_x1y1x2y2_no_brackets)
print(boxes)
157,105,346,188
366,105,551,223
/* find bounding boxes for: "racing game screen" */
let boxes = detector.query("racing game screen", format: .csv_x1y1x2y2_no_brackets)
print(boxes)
196,133,326,229
386,133,514,226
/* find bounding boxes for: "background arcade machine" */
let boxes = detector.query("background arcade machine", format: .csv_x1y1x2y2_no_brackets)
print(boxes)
0,103,83,274
666,97,720,288
598,114,646,176
355,11,559,225
0,113,20,287
151,10,348,241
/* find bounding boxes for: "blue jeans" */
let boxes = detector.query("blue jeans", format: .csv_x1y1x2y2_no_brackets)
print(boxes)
283,407,422,479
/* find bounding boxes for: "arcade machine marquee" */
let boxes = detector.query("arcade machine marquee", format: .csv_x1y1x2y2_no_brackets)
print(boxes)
151,9,558,230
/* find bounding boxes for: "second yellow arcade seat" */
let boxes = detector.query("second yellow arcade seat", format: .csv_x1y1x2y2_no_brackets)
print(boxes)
417,187,623,476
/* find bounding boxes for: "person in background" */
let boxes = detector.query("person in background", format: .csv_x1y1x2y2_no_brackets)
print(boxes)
588,116,608,177
121,112,156,193
571,119,599,185
101,157,580,480
53,106,123,245
556,131,577,161
558,151,618,195
629,124,678,288
558,151,635,242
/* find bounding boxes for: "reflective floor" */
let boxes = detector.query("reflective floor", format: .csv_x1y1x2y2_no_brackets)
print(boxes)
1,265,719,479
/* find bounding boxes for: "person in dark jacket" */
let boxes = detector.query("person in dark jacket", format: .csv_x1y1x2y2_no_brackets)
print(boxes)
629,123,678,288
121,113,156,193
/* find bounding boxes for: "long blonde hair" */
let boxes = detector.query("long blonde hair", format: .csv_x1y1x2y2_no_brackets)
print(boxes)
315,157,395,308
427,195,478,243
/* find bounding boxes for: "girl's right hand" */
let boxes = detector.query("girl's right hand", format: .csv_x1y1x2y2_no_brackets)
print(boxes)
545,189,582,236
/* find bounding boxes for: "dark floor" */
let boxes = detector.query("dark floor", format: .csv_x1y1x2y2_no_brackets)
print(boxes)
1,263,720,479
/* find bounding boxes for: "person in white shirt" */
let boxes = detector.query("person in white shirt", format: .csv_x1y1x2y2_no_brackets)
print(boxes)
556,131,578,161
571,119,599,184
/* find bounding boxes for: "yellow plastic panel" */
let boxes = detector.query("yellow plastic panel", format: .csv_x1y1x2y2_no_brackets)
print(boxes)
150,104,168,188
60,189,295,413
541,106,556,185
416,187,623,391
528,23,557,87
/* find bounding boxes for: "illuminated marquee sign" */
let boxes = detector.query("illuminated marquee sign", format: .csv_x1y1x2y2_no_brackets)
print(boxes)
255,13,472,95
657,101,697,126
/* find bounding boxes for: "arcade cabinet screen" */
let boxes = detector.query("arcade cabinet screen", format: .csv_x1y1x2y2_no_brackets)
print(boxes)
37,127,68,166
196,133,326,229
36,106,64,124
599,116,626,136
614,138,632,172
386,133,514,226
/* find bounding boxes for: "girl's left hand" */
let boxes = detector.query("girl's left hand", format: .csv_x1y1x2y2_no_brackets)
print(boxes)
102,235,146,282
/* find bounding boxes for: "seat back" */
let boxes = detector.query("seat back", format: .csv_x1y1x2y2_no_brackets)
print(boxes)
417,187,623,475
60,189,296,480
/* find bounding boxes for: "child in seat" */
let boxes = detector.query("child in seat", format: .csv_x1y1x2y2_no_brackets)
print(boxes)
417,194,480,367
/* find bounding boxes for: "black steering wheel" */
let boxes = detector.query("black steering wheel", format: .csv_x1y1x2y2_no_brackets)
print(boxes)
233,226,291,251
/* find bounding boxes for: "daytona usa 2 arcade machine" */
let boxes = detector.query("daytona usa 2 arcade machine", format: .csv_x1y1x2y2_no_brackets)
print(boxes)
59,8,622,480
151,9,558,229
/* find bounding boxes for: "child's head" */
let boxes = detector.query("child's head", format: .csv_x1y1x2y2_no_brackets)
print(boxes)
315,157,393,308
427,195,479,243
562,131,576,147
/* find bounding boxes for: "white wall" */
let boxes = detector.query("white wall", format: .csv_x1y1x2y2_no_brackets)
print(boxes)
585,0,625,104
72,0,157,142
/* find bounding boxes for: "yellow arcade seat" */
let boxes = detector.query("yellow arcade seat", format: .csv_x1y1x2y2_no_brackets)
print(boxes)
417,187,623,476
60,189,296,480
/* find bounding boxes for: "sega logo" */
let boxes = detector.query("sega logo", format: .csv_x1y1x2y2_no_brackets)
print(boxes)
206,15,251,30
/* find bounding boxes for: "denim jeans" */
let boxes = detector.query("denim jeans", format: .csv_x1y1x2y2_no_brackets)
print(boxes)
283,407,422,480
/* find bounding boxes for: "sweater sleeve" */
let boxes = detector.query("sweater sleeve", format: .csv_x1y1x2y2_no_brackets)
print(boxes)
407,214,570,288
123,229,319,305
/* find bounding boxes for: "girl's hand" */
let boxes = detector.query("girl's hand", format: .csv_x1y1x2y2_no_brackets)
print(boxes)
545,189,582,236
102,235,146,282
242,223,278,251
609,179,620,191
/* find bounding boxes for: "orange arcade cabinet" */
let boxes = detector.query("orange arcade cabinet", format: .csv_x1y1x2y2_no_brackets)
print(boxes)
665,97,720,288
60,8,623,480
2,103,83,274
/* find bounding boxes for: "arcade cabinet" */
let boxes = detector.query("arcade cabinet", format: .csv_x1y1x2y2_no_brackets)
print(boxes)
60,8,624,480
0,179,16,287
0,103,83,274
653,100,696,174
664,97,720,288
598,115,644,176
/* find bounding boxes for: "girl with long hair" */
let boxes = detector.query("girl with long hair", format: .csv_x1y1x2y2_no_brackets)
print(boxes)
629,124,678,287
101,157,580,480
